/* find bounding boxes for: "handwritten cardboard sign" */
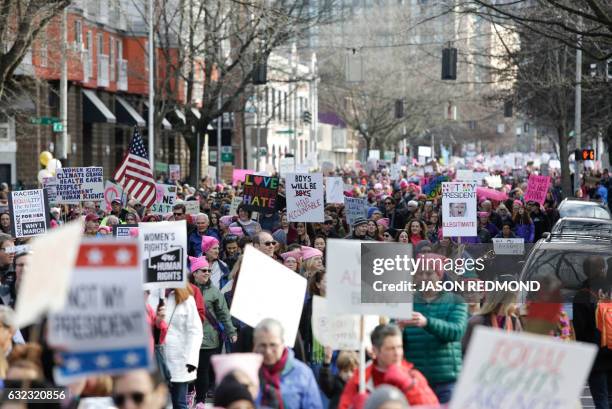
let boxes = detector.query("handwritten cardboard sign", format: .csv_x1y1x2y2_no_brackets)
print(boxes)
56,167,104,204
524,175,551,205
286,173,324,222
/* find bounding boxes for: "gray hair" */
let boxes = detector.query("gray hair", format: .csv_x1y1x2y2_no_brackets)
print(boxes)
370,324,402,350
0,233,12,245
252,231,273,246
254,318,284,343
195,213,209,223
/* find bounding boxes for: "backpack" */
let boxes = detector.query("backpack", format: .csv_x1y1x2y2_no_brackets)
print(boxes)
596,301,612,349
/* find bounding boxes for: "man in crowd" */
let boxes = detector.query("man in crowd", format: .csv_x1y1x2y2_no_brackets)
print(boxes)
339,324,439,408
188,213,221,257
381,197,407,230
252,231,277,258
344,217,373,240
321,215,339,239
172,203,195,237
253,318,322,409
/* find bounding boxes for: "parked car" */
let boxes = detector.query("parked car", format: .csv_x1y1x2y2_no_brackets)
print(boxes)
557,199,611,219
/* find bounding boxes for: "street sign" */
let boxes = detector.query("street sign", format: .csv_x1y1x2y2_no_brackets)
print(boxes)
154,162,168,173
221,146,232,154
209,150,218,163
53,123,64,132
221,152,234,162
276,129,294,135
30,116,59,125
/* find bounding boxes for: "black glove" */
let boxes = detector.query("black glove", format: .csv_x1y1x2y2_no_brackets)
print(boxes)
186,364,196,373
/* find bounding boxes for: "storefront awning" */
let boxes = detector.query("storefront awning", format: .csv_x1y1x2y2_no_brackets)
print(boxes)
116,96,146,127
83,89,116,123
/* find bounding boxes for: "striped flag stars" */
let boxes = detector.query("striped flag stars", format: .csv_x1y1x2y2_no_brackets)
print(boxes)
113,128,156,208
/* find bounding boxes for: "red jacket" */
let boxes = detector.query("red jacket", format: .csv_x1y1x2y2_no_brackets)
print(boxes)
189,283,206,323
339,360,439,409
146,304,168,348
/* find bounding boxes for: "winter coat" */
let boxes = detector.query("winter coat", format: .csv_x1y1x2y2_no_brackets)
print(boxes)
573,286,612,371
338,359,439,409
256,349,323,409
319,364,345,409
188,230,221,257
210,259,231,289
402,292,468,385
513,222,534,243
163,293,203,383
530,211,550,242
195,280,236,350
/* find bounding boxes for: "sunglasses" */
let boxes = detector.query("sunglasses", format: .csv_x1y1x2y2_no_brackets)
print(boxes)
113,392,145,406
198,268,212,273
324,221,333,225
263,241,277,246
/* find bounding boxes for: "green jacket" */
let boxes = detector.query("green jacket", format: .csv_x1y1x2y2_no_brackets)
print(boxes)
195,281,236,349
402,292,467,385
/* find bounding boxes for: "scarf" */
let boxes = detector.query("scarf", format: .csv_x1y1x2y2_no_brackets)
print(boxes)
261,348,289,409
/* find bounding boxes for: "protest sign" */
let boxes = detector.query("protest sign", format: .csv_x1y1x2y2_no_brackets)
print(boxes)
295,163,310,173
242,174,278,214
524,175,551,205
326,240,412,318
344,197,368,226
207,166,217,182
184,201,200,215
15,220,83,329
113,224,138,238
492,238,525,255
42,176,58,204
279,157,295,177
168,164,180,182
151,184,177,215
139,221,187,290
311,296,378,350
325,177,344,204
456,169,474,181
231,245,306,345
390,163,401,181
441,182,477,237
229,196,243,216
4,245,31,254
369,150,380,160
8,189,50,238
418,146,432,157
485,175,502,188
56,167,104,204
549,159,561,169
286,173,324,222
102,180,126,212
48,241,150,384
422,175,448,198
232,168,248,186
473,172,489,185
450,326,596,409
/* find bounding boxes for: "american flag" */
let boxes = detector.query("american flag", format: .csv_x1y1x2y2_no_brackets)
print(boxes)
113,128,156,208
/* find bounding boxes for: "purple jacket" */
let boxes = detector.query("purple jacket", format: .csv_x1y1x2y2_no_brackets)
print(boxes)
513,222,534,243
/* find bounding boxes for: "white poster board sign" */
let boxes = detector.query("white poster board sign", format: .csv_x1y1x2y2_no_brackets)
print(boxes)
456,169,474,181
473,172,489,186
390,164,401,181
450,327,596,409
344,197,368,227
485,175,503,188
492,238,525,255
184,201,200,215
229,196,243,216
286,173,324,222
325,177,344,204
326,240,412,318
230,246,306,345
441,182,477,237
295,163,310,174
279,157,295,177
168,164,180,182
48,241,150,384
139,221,187,290
368,150,380,160
418,146,432,157
42,176,59,204
9,189,50,238
312,295,378,350
56,167,104,204
151,184,177,215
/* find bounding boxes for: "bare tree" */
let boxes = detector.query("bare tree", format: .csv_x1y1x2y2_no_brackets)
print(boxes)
0,0,70,101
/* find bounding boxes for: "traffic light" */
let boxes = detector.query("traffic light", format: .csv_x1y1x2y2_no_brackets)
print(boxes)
302,111,312,124
575,149,595,161
441,47,457,80
252,61,267,85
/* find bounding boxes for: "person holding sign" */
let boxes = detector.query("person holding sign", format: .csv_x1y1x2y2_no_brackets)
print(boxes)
163,286,203,409
190,256,237,406
338,324,438,408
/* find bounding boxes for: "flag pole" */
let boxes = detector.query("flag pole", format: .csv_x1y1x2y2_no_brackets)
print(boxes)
148,0,155,171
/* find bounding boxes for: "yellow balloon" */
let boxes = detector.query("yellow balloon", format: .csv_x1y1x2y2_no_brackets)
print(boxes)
39,151,53,167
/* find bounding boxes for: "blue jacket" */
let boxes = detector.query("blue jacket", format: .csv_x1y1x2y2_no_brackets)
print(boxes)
188,230,221,257
597,185,608,205
513,222,534,243
257,349,323,409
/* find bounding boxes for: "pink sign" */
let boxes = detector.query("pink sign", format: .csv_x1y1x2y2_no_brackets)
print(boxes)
232,169,250,186
524,175,551,205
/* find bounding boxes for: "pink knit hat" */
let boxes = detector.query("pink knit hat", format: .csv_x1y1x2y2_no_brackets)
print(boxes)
399,179,408,189
189,256,209,273
513,199,523,207
211,353,262,388
376,218,390,229
228,226,244,237
301,246,323,261
477,211,489,218
281,249,302,262
201,236,220,254
220,215,233,227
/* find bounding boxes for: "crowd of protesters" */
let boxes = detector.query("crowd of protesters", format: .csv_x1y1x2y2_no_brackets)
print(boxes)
0,160,610,409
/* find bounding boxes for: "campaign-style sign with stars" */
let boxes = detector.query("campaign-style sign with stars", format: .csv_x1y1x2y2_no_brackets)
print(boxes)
48,240,151,384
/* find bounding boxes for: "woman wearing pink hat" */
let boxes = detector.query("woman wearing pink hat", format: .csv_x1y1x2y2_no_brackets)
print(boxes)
229,204,261,238
201,236,230,289
280,249,302,273
189,256,237,406
301,246,323,279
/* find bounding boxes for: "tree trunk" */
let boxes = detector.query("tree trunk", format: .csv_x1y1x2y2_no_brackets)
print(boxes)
185,132,201,187
363,133,371,161
557,124,572,196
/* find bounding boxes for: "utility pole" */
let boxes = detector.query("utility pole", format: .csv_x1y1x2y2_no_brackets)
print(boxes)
291,43,297,158
148,0,155,169
255,86,261,172
216,43,223,183
59,8,68,161
573,18,582,196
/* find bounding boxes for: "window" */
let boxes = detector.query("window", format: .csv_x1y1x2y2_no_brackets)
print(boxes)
264,87,268,117
97,33,104,55
271,88,276,119
283,92,288,122
74,20,83,46
109,37,115,81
